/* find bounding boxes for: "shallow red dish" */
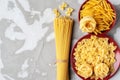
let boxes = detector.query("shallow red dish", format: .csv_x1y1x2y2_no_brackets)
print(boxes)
78,0,116,34
71,34,120,80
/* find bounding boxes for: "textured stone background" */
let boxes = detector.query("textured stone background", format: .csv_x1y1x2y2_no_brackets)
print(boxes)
0,0,119,80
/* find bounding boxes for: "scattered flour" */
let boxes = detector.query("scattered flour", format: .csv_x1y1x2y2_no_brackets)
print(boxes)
18,59,29,78
46,32,54,42
0,0,55,54
0,38,5,80
41,72,47,76
17,0,31,11
5,23,25,40
0,38,15,80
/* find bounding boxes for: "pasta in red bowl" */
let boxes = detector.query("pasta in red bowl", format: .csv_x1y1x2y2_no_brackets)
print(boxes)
71,34,120,80
78,0,116,35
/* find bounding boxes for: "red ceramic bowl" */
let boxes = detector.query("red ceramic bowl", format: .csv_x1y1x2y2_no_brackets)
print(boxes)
78,0,116,35
71,34,120,80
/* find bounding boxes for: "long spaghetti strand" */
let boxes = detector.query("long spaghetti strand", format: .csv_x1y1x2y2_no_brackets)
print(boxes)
54,16,73,80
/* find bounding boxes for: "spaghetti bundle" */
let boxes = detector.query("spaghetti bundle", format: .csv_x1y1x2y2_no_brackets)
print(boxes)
80,0,116,34
54,16,73,80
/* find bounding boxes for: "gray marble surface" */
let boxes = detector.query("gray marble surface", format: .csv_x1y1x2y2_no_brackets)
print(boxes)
0,0,120,80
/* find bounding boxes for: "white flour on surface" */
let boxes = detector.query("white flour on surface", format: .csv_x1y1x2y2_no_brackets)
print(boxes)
5,23,25,40
17,0,31,11
0,38,4,70
0,38,15,80
41,72,48,76
46,32,54,42
0,38,5,80
0,0,54,54
18,59,29,78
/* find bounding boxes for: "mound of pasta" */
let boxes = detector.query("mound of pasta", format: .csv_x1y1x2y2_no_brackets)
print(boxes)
80,0,116,34
80,16,96,33
74,36,116,80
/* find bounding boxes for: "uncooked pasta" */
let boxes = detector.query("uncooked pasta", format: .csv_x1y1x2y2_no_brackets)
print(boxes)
74,36,116,80
54,16,73,80
80,0,115,34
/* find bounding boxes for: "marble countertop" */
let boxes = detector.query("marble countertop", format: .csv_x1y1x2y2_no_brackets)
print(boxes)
0,0,120,80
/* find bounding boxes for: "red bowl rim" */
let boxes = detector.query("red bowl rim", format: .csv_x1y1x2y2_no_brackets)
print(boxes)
71,34,120,80
78,0,117,35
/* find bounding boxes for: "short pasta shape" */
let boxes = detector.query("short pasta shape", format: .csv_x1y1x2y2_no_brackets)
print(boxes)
74,36,116,80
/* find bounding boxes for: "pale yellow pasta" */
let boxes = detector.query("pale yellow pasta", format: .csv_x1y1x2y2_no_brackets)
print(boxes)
94,63,109,80
77,64,93,79
53,9,60,17
80,16,96,32
80,0,115,34
65,11,71,16
59,2,68,10
67,7,74,12
74,36,116,80
54,16,73,80
65,7,74,16
53,2,74,17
